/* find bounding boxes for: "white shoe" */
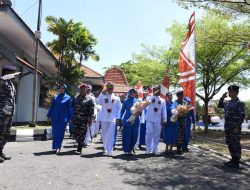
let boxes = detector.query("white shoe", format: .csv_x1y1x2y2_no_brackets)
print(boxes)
103,150,108,155
145,150,151,154
134,144,139,150
107,152,113,157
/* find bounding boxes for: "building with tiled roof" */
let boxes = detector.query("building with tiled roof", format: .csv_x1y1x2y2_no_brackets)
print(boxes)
104,67,131,94
80,65,104,96
0,2,57,123
81,65,104,85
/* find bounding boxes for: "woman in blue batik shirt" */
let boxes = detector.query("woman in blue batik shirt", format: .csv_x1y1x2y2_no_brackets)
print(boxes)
163,92,177,154
118,88,141,155
47,84,72,155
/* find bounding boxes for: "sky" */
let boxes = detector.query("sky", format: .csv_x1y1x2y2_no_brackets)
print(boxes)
11,0,250,101
12,0,202,74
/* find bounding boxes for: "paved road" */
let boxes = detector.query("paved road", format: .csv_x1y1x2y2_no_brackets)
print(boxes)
1,133,250,190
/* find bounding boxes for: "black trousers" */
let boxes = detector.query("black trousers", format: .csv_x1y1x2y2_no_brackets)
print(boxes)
225,127,241,158
0,114,12,149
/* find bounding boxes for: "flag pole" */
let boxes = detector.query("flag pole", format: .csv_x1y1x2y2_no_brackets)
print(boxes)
30,0,42,127
193,12,196,119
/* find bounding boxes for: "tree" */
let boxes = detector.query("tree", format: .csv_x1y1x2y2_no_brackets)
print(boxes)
45,16,99,95
167,12,250,132
106,44,181,87
245,100,250,120
175,0,250,18
118,59,167,87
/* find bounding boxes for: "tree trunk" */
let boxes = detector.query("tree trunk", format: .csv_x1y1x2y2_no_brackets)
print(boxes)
204,99,209,133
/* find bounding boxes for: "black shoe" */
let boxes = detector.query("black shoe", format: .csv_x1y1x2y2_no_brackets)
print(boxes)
0,153,11,160
224,159,233,166
168,150,174,155
0,157,4,163
138,145,145,150
182,148,189,152
132,148,136,154
75,147,82,155
227,162,239,169
177,149,183,155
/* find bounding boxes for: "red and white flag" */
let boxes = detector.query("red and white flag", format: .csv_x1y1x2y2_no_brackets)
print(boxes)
178,12,196,106
137,81,144,99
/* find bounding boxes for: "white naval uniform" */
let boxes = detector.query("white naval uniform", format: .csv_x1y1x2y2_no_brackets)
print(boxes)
97,93,121,155
93,105,102,136
135,109,145,148
145,95,167,153
85,93,97,145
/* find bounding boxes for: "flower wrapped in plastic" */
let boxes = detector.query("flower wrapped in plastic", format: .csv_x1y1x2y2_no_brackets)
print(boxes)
127,100,150,124
170,104,193,123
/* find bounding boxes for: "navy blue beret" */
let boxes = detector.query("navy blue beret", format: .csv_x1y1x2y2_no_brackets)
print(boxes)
228,85,239,92
2,65,16,71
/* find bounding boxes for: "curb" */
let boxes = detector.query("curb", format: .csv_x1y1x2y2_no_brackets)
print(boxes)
10,127,52,142
191,144,250,168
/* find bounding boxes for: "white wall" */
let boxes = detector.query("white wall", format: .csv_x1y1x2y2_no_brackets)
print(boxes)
16,68,49,122
16,69,33,122
37,107,48,121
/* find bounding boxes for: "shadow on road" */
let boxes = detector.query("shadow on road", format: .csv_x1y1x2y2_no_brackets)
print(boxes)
33,150,79,156
81,152,104,158
33,150,55,156
109,149,250,190
63,145,77,149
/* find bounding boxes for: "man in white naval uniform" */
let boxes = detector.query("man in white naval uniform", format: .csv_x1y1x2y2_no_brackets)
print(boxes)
97,82,121,156
145,85,167,155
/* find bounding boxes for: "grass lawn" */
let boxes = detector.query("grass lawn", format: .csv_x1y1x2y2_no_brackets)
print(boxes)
191,129,250,162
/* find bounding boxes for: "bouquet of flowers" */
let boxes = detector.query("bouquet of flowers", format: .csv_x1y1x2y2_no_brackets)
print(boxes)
170,104,193,123
127,100,150,124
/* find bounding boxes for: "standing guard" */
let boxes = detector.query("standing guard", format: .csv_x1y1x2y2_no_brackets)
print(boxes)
0,65,19,163
218,85,245,168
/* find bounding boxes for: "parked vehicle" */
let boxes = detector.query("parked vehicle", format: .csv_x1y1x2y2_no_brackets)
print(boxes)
202,115,221,125
210,116,220,125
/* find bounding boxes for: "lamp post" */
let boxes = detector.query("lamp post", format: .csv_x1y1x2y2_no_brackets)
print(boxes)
30,0,42,127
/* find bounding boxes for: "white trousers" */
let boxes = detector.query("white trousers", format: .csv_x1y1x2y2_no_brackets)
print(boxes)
85,122,96,144
94,121,101,136
135,124,141,146
145,121,162,152
101,121,116,154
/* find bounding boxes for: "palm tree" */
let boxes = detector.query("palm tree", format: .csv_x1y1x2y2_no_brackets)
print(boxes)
45,16,99,95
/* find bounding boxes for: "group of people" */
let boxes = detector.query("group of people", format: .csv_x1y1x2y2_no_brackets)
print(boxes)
0,64,245,169
47,81,196,157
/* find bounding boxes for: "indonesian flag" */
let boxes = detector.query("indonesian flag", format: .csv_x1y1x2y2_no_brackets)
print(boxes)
160,67,170,100
137,81,143,99
178,12,196,106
